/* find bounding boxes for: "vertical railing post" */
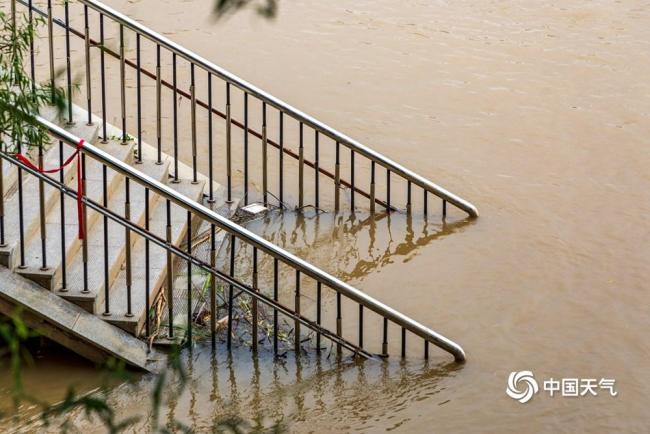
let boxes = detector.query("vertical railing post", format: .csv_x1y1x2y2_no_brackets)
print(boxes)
207,73,214,202
209,224,216,347
190,64,197,183
17,138,25,269
47,0,55,103
251,247,258,352
225,83,232,201
423,191,428,216
64,1,73,125
358,304,363,349
10,0,16,38
155,45,162,163
314,131,319,209
336,292,342,354
172,54,179,182
186,211,192,342
294,270,301,354
407,181,412,213
166,200,173,337
99,14,107,143
262,103,268,206
386,170,391,212
84,5,92,125
350,150,355,209
144,188,150,337
119,24,126,142
298,123,304,208
136,34,142,162
273,257,278,354
316,282,321,352
81,154,88,292
243,93,248,204
334,142,340,212
59,142,67,291
38,142,47,270
279,112,284,206
6,0,16,33
382,318,388,356
102,165,110,313
0,140,5,248
370,161,375,214
227,234,235,348
124,178,133,316
28,0,35,90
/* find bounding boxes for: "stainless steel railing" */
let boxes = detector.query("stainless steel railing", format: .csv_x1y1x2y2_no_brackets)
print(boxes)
6,116,463,361
17,0,478,219
7,0,468,361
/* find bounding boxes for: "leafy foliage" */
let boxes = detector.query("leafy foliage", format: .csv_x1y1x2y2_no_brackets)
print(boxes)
0,9,65,154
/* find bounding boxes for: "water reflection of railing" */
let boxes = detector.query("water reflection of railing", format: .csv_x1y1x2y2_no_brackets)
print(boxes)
245,210,473,284
165,349,461,431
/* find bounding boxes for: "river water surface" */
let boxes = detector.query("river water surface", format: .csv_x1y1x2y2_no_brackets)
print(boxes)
3,0,650,432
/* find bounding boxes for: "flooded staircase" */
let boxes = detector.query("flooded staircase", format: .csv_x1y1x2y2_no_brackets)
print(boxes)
1,0,478,369
0,107,212,370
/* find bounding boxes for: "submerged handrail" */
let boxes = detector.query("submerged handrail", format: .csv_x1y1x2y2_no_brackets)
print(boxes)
39,115,466,362
74,0,477,218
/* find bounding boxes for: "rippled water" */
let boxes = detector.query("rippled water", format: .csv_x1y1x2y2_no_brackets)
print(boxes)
3,0,650,432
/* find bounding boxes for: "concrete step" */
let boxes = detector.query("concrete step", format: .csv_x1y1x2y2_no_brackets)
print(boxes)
0,142,79,268
39,105,100,146
15,141,135,290
1,136,38,198
1,105,101,218
60,159,169,313
104,179,206,336
0,265,163,372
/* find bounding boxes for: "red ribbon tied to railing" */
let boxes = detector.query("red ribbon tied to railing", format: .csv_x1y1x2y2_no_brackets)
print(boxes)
15,139,86,239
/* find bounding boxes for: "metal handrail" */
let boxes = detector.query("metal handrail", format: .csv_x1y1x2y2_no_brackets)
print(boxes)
75,0,478,218
39,115,466,362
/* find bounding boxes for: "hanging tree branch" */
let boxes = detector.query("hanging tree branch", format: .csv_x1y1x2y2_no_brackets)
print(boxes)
0,7,66,154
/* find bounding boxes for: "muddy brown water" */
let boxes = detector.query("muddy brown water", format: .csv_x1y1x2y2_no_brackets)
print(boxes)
1,0,649,432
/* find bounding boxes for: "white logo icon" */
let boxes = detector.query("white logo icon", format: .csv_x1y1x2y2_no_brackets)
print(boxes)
506,371,539,403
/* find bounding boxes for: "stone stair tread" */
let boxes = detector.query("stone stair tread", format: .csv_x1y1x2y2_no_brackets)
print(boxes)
39,106,100,145
60,160,169,310
11,106,101,207
16,141,134,286
104,179,205,334
0,142,78,264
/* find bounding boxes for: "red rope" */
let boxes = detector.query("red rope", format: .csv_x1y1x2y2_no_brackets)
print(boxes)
15,139,86,239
